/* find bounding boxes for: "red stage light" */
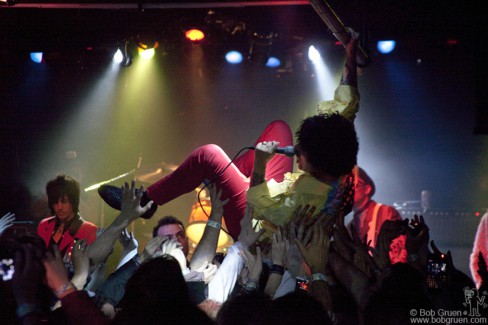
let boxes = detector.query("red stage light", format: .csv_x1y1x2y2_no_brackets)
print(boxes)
185,29,205,42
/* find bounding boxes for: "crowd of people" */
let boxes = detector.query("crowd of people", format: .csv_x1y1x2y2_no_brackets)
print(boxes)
1,36,486,325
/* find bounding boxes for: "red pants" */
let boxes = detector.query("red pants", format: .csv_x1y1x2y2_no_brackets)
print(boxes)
147,120,293,239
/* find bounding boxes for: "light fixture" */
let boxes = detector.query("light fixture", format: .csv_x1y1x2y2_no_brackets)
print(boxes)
185,28,205,43
137,35,159,60
265,56,281,68
248,32,275,66
185,199,231,251
377,40,396,54
113,41,132,67
113,48,124,64
308,45,321,63
138,47,155,60
225,50,243,64
30,52,43,64
0,0,18,6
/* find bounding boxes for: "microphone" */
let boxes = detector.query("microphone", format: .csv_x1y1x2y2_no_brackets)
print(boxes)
248,145,295,157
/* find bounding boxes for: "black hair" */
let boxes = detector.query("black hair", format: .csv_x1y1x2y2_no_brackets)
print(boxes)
46,175,80,215
296,113,358,178
216,291,272,325
152,216,185,238
358,167,376,197
263,291,332,325
114,255,213,325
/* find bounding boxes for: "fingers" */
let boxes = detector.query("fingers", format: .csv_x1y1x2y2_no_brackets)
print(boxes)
291,205,306,225
294,238,307,260
238,247,251,266
1,212,15,223
297,222,305,241
302,226,313,247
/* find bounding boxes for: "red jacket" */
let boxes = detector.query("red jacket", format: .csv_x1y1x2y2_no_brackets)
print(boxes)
37,214,98,256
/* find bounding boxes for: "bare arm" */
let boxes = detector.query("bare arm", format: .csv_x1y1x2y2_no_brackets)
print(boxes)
190,184,228,270
87,181,153,268
250,141,279,188
340,35,358,87
264,227,287,297
296,223,333,312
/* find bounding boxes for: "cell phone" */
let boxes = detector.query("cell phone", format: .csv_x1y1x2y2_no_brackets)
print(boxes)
0,258,15,281
295,276,309,292
426,258,447,289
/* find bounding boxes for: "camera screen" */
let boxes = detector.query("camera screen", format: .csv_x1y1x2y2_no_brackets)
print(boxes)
427,260,446,275
295,278,309,291
0,259,15,281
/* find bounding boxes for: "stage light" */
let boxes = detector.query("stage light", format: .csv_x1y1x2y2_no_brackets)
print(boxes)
185,29,205,42
377,40,396,54
186,200,230,251
114,42,132,67
0,0,18,6
113,48,123,64
225,50,243,64
30,52,43,64
137,37,159,60
138,47,155,60
265,56,281,68
248,32,274,66
308,45,321,63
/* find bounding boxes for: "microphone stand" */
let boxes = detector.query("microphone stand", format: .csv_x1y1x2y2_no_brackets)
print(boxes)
309,0,371,68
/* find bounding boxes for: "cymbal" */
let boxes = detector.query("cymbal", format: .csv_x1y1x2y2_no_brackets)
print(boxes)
135,162,178,183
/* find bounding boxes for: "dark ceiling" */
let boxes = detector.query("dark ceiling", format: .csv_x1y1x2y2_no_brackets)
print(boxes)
0,0,480,54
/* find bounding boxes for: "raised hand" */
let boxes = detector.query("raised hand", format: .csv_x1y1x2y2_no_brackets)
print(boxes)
119,228,138,253
120,181,154,223
195,262,218,284
290,204,317,227
238,205,265,248
254,141,279,165
0,212,15,238
71,239,90,289
296,223,329,274
140,236,167,262
271,226,287,266
43,245,76,299
402,215,430,276
284,222,307,277
161,237,187,272
239,246,262,284
208,183,229,220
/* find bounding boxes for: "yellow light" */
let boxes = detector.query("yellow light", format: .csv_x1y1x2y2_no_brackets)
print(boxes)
185,29,205,42
186,221,230,248
186,200,230,249
138,47,155,60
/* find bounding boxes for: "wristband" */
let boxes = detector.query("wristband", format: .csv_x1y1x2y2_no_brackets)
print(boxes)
16,304,42,319
311,273,328,283
243,281,258,293
270,264,285,276
407,253,418,262
206,220,221,230
133,254,142,266
54,282,76,298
